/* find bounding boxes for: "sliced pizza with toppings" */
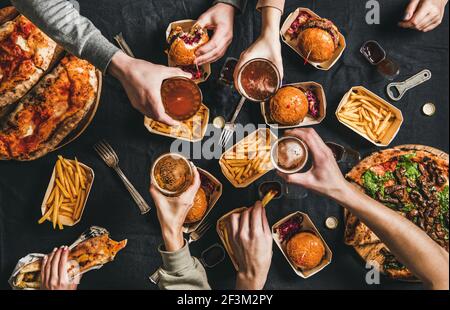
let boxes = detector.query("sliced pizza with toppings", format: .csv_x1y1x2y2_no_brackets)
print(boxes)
0,55,98,161
0,14,57,111
345,147,449,280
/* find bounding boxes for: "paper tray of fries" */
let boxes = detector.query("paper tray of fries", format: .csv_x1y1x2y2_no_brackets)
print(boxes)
260,81,327,129
165,19,211,83
216,207,247,270
40,156,94,228
336,86,403,147
280,8,346,71
219,128,276,188
183,168,222,233
144,104,209,142
272,212,333,279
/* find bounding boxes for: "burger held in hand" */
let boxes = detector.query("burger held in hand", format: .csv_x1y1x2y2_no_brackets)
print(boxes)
167,25,209,66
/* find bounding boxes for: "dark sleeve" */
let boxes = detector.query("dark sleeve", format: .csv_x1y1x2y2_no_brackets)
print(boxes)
213,0,248,13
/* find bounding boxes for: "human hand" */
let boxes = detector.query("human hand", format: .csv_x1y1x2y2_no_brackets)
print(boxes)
195,3,236,65
234,33,283,83
277,128,348,199
150,166,201,252
108,51,191,126
227,202,273,290
399,0,448,32
40,246,80,290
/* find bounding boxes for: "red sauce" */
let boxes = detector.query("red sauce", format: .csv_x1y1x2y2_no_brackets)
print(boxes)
0,21,34,82
239,60,279,101
161,77,202,121
382,159,398,172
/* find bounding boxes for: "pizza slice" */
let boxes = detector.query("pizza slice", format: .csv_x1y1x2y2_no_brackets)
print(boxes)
0,14,57,112
345,147,449,280
13,234,127,289
0,55,98,161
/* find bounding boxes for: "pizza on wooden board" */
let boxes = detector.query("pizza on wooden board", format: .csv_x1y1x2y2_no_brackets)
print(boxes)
345,146,449,280
0,13,58,112
0,55,98,160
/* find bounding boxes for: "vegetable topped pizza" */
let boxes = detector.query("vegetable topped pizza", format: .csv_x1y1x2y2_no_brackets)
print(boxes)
345,146,449,280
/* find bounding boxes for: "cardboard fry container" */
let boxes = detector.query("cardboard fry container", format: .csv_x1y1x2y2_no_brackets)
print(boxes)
219,128,277,188
261,81,327,129
280,8,346,71
335,86,404,147
144,103,210,142
216,207,248,270
165,19,211,83
41,159,94,227
183,168,223,233
272,211,333,278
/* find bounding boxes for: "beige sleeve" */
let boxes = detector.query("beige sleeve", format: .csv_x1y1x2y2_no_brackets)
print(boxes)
256,0,285,13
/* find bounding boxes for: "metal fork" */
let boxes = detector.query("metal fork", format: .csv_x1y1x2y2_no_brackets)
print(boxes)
219,96,246,148
94,140,151,215
188,221,212,244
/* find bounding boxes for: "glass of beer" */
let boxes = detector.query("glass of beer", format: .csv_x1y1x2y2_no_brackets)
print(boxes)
271,136,309,199
161,77,202,121
151,153,194,197
235,58,282,102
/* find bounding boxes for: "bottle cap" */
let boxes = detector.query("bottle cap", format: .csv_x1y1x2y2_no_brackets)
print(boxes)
422,103,436,116
325,217,339,230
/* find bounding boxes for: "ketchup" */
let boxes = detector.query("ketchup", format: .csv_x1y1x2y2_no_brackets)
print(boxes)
161,77,202,121
238,59,279,101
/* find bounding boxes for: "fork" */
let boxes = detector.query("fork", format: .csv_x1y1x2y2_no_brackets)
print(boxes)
94,140,151,215
188,221,212,244
219,96,246,148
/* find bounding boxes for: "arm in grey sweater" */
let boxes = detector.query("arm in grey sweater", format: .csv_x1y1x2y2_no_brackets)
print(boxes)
11,0,119,73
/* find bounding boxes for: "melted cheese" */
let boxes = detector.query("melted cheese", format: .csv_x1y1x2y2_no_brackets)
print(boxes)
15,35,30,52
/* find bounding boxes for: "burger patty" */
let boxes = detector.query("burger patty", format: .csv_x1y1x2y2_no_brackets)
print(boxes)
301,18,339,48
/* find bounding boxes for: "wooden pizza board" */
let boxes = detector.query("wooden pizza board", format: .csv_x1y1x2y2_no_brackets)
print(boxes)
344,144,449,282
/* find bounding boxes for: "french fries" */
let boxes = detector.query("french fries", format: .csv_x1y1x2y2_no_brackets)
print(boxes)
220,129,275,187
38,156,92,229
145,105,207,140
337,89,397,144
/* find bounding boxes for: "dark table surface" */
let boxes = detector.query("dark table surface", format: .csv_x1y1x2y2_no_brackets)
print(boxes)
0,0,448,290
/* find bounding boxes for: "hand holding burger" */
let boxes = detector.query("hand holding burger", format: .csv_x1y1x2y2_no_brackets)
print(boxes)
227,202,273,290
150,166,201,252
399,0,448,32
195,3,236,65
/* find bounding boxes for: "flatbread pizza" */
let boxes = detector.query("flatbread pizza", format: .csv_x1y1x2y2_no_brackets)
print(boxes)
0,55,98,160
345,146,449,281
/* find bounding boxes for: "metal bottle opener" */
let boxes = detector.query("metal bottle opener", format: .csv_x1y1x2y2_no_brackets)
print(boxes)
386,69,432,101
